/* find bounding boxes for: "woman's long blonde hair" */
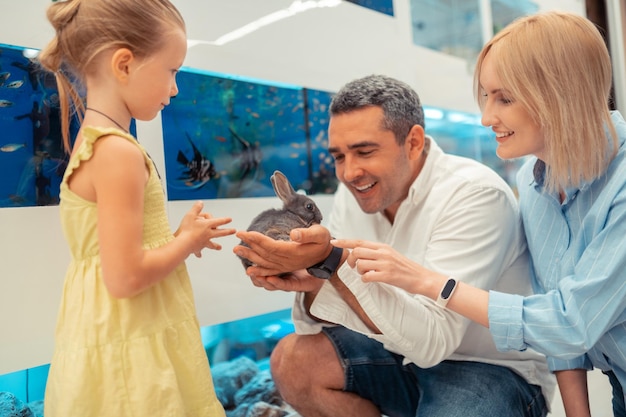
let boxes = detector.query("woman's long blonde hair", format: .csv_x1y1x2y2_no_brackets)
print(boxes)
474,11,617,192
37,0,186,151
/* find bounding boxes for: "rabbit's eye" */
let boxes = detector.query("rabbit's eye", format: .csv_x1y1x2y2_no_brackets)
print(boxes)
306,203,314,211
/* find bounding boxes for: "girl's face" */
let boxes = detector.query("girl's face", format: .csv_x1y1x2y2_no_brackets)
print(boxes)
126,28,187,121
479,52,545,161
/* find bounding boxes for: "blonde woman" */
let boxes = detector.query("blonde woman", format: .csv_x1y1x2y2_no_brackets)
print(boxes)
333,11,625,417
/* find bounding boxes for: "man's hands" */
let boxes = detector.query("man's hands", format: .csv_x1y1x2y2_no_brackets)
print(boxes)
234,224,334,295
234,224,333,277
248,269,325,293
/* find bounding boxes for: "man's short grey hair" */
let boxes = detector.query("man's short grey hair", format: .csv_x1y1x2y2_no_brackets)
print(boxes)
329,74,425,145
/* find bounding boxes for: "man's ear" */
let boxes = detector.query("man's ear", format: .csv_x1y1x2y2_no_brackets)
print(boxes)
406,124,425,160
111,48,134,83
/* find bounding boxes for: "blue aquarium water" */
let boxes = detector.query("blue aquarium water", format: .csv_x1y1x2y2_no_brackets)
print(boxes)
161,68,338,201
1,43,509,207
346,0,394,16
0,44,69,208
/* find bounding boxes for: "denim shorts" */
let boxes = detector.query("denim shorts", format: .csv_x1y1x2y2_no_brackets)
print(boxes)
322,326,547,417
605,369,626,417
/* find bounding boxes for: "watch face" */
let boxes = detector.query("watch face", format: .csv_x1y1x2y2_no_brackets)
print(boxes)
441,279,456,299
307,266,332,279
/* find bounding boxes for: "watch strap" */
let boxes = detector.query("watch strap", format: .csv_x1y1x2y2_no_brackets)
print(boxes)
306,245,343,279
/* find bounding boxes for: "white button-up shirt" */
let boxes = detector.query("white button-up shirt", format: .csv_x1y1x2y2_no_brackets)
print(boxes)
292,138,555,406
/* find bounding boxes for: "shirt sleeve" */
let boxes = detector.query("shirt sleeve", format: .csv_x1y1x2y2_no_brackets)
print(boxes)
490,266,626,360
291,292,327,335
311,263,466,367
488,291,592,372
488,291,526,351
308,184,527,368
491,163,626,365
547,356,593,372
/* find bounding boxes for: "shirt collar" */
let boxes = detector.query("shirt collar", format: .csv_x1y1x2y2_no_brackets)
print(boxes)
532,158,587,203
407,135,440,202
532,159,545,187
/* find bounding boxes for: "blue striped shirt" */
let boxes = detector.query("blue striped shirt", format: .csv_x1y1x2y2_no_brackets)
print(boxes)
489,112,626,383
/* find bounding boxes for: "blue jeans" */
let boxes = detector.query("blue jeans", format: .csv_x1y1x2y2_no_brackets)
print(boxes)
322,326,547,417
605,369,626,417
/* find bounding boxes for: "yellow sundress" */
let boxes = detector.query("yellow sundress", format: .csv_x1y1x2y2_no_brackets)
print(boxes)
44,126,226,417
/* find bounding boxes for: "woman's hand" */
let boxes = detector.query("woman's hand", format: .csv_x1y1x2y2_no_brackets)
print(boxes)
331,239,425,294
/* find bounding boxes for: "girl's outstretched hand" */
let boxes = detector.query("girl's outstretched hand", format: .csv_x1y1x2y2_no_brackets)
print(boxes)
177,201,236,257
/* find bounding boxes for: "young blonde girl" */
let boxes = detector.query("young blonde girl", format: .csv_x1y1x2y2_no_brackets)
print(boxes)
38,0,235,415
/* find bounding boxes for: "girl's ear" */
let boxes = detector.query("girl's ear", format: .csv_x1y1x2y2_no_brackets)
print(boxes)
111,48,134,82
406,124,425,160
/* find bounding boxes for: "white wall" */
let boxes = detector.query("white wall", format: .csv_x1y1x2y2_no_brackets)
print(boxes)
0,0,585,375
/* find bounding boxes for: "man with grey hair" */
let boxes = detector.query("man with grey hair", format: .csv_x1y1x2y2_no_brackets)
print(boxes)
235,74,554,417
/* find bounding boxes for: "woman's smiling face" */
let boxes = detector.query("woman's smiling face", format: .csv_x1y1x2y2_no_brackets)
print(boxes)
479,51,545,161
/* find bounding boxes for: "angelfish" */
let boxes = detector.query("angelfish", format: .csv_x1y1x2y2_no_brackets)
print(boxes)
176,133,218,188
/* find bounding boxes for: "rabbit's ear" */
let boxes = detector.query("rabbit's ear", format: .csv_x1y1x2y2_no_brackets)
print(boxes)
271,170,296,204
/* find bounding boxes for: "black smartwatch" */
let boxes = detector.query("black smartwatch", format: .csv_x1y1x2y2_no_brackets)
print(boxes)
306,246,343,279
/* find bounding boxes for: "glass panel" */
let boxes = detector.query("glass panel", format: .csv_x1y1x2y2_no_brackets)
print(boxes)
492,0,539,33
409,0,539,61
410,0,483,61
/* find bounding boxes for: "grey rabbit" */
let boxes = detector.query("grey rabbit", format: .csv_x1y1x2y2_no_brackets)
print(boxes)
237,170,323,270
